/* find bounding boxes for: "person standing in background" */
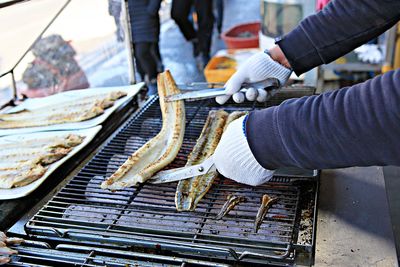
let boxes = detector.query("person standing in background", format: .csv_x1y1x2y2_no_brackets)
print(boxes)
215,0,223,34
108,0,124,42
128,0,162,96
171,0,214,69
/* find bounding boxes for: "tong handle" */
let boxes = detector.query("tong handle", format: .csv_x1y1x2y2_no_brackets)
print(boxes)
168,78,280,102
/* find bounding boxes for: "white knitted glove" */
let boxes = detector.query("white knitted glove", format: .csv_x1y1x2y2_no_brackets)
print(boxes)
213,115,274,186
354,44,382,64
216,51,292,105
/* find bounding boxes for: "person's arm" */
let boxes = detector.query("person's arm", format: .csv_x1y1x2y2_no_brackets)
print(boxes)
147,0,161,16
277,0,400,75
247,69,400,170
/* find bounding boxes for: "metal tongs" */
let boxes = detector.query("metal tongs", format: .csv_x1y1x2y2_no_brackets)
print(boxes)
149,156,216,184
167,78,280,102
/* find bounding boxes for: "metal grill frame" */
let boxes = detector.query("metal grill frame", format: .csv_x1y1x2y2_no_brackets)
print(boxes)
8,88,319,266
8,240,231,267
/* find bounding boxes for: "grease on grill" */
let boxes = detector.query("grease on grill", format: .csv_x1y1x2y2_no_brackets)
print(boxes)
297,187,315,245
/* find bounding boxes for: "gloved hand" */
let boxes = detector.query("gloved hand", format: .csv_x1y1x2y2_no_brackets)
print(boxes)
0,231,23,265
213,115,274,186
354,44,383,64
216,51,292,105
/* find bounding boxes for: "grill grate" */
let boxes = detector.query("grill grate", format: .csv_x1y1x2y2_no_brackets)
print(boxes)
19,88,317,265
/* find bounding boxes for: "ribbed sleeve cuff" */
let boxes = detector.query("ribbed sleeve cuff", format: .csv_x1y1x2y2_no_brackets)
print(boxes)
246,107,289,170
276,26,323,76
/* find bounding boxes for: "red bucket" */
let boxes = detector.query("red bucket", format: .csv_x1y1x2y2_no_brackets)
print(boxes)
221,22,260,49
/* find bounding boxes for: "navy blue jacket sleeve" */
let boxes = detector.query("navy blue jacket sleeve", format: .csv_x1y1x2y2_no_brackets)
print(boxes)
246,70,400,170
277,0,400,75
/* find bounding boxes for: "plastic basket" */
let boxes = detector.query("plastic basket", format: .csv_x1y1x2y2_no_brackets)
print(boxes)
204,56,237,83
221,22,260,49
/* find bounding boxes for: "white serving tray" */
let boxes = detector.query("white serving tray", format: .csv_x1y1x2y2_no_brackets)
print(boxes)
0,126,102,200
0,83,144,136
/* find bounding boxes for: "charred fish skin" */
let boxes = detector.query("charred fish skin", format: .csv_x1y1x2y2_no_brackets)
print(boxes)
223,111,247,131
175,110,228,211
215,195,247,220
175,110,248,212
254,194,278,233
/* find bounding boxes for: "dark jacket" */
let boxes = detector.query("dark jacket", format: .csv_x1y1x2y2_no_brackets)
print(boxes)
247,0,400,170
128,0,161,43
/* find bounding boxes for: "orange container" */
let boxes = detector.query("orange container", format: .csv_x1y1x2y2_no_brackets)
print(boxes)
204,56,237,83
221,22,260,49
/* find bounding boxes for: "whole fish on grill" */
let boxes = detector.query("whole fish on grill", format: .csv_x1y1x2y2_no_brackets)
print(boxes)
0,91,126,128
254,194,279,233
175,110,230,211
101,70,185,189
215,194,247,220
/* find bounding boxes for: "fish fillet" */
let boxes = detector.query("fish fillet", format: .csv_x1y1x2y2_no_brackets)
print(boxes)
0,134,83,162
0,91,126,120
0,161,47,189
0,106,104,128
0,91,126,128
175,110,229,211
0,134,84,188
0,134,84,150
101,70,185,190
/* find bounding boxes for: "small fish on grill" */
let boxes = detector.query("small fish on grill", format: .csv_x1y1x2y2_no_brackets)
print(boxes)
254,194,278,233
215,194,247,220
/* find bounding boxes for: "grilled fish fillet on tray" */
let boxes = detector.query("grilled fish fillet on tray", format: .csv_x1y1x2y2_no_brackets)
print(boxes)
0,91,127,129
0,134,84,188
175,111,247,211
101,70,185,190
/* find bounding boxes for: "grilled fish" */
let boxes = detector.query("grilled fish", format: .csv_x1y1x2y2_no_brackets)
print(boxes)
215,195,247,220
101,71,185,190
0,134,84,150
254,194,278,233
0,106,104,128
0,161,47,189
0,134,83,188
223,111,247,131
0,91,126,128
175,110,228,211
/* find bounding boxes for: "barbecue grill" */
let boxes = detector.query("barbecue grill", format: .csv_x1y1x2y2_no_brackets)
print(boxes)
7,86,319,266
